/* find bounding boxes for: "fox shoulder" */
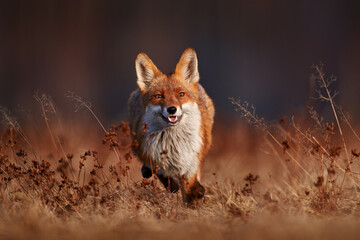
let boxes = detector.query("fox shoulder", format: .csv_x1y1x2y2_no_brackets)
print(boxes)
197,84,215,123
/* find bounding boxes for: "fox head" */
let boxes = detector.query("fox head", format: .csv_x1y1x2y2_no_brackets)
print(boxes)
135,48,201,128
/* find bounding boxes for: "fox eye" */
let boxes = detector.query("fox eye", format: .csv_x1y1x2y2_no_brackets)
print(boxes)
178,92,185,97
154,94,164,99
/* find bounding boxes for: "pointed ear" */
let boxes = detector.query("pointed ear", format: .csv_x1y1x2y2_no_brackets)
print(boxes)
175,48,199,84
135,52,161,92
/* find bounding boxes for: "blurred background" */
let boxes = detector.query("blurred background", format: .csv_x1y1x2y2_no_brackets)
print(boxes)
1,0,360,125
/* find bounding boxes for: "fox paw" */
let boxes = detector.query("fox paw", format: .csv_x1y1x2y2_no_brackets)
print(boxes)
184,181,205,204
141,165,152,178
157,173,179,193
191,181,205,200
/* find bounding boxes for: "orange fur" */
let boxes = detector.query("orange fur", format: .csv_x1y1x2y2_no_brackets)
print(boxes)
128,48,214,204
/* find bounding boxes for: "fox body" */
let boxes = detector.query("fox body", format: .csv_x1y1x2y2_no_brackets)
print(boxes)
128,48,214,203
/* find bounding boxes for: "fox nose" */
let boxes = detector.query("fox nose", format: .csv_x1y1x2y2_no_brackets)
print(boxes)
167,106,177,114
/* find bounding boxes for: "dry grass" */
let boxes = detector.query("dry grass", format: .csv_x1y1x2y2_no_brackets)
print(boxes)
1,64,360,239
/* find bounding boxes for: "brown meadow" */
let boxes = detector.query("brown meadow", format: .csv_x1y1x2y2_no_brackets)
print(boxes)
1,64,360,239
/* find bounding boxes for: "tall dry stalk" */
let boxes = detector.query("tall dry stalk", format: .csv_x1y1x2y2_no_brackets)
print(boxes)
312,64,355,193
313,64,350,165
66,92,122,163
34,93,58,153
337,106,360,143
229,98,313,181
34,93,76,180
0,106,37,159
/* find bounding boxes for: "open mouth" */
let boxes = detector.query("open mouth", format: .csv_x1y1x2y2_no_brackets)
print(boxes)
162,115,182,125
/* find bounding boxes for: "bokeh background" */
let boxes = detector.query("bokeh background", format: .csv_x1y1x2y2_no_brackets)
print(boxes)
1,0,360,124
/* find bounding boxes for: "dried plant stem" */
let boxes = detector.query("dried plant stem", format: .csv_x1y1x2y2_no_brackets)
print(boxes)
292,117,333,171
67,93,122,165
0,108,37,159
310,136,345,173
281,179,298,197
84,100,121,162
83,166,86,187
267,130,313,181
314,66,351,165
85,105,107,134
338,108,360,143
263,138,294,183
34,94,78,181
314,66,354,194
292,117,327,154
94,156,116,193
231,99,313,181
57,137,76,181
293,118,360,188
0,165,32,198
37,97,58,153
94,174,111,194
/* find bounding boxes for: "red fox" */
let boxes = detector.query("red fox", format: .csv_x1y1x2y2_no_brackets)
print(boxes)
128,48,214,204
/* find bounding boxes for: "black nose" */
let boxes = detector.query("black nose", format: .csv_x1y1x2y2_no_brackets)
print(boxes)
167,106,177,114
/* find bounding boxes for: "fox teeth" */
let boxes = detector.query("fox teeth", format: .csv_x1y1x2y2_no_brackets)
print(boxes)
168,116,177,122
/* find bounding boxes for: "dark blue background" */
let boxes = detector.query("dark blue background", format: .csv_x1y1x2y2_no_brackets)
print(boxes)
1,0,360,124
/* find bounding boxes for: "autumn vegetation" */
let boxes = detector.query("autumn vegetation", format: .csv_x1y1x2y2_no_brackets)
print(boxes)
1,64,360,239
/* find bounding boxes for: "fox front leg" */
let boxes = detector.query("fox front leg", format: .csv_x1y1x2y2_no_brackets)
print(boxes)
156,171,180,193
141,165,180,193
180,174,205,204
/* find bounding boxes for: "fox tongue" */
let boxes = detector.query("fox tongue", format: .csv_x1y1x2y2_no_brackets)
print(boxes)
168,116,177,122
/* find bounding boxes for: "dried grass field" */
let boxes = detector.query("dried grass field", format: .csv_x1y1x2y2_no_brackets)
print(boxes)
1,65,360,240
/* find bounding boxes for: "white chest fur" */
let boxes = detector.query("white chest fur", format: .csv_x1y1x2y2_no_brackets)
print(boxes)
142,102,202,178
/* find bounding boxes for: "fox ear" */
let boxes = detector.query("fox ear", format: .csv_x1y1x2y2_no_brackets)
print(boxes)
175,48,199,84
135,53,161,92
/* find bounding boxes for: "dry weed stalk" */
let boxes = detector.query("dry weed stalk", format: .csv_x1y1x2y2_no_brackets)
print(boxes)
231,63,360,213
65,92,123,168
34,92,76,180
312,64,358,195
34,93,59,153
0,106,35,156
338,106,360,143
312,64,350,165
229,97,313,180
0,118,141,217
